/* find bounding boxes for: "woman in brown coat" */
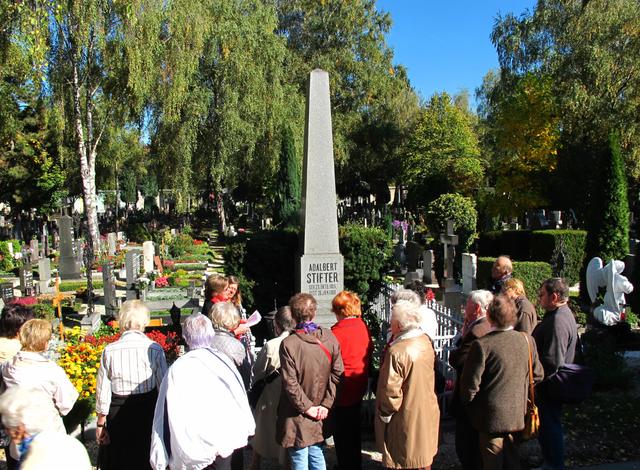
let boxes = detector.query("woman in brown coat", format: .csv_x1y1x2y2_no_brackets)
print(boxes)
375,300,440,470
276,293,344,470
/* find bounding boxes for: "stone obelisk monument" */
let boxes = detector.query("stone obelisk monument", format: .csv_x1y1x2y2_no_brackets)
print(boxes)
299,69,344,326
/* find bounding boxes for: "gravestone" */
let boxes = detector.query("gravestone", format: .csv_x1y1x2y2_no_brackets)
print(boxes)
38,258,52,294
107,233,117,256
125,249,142,300
423,250,435,285
142,241,155,273
19,264,34,296
393,243,405,274
462,253,477,295
298,70,344,326
154,256,164,274
440,220,462,313
404,240,422,285
29,239,39,263
1,282,14,304
58,215,81,279
41,224,49,257
102,262,118,317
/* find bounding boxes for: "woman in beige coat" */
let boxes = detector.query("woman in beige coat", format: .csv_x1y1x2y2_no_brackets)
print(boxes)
375,300,440,470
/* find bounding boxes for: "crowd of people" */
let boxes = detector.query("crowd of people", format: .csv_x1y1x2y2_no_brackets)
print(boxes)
0,264,580,470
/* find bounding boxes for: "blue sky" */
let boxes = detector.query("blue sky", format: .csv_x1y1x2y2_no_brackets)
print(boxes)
376,0,537,109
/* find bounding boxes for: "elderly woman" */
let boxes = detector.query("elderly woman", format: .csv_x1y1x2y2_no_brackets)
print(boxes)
209,301,251,388
0,303,35,363
250,306,296,470
502,278,538,335
330,291,373,470
151,314,255,470
1,318,79,467
95,300,167,470
277,293,344,470
375,300,439,470
0,387,91,469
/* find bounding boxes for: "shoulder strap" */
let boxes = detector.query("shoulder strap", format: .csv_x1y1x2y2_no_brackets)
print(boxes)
294,331,332,363
521,332,535,403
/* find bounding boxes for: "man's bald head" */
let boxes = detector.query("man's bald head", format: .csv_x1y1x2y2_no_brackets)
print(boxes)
492,256,513,281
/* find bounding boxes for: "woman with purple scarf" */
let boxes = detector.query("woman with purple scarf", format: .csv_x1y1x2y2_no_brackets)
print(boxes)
276,293,344,470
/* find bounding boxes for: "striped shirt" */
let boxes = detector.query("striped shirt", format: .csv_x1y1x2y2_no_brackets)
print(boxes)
96,330,167,415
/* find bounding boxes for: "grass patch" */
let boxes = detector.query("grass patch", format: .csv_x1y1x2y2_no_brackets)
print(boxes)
59,280,104,292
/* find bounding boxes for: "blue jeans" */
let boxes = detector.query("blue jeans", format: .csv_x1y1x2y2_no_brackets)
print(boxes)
288,443,326,470
538,397,565,470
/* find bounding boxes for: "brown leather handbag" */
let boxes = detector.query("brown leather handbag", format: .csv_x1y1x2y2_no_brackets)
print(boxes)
522,332,540,440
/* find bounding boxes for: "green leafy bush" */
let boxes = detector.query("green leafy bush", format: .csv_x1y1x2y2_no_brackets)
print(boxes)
582,328,632,390
477,257,552,302
426,193,477,281
477,230,532,260
32,302,55,322
339,223,393,306
0,241,14,272
530,230,587,285
126,223,151,244
170,234,193,258
59,280,103,292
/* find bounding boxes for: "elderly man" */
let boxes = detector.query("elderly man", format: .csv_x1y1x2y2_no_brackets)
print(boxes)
448,290,493,470
277,293,344,470
150,313,255,470
533,278,578,470
460,295,544,470
490,256,513,294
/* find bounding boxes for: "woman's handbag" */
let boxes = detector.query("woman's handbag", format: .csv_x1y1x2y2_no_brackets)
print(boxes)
522,333,540,440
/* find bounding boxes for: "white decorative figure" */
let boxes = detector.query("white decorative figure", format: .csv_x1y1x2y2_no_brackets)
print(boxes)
586,257,634,326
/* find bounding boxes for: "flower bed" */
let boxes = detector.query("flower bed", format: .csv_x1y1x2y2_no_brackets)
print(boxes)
57,324,181,429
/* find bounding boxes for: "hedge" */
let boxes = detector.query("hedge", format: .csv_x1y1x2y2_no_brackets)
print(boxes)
477,257,552,301
530,230,587,285
477,230,532,260
59,280,104,292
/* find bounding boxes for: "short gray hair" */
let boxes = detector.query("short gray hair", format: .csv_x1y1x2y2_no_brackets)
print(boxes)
392,300,423,331
209,302,240,331
117,300,150,331
183,314,215,349
390,289,421,307
468,290,493,312
0,387,60,435
275,306,296,332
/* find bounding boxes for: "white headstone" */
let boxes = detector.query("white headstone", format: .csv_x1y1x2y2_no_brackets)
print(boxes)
142,241,155,273
107,233,117,256
299,70,344,325
38,258,52,294
58,215,81,279
462,253,477,295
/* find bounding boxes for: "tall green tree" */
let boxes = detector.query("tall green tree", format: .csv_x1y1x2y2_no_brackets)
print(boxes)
491,0,640,210
274,125,300,227
404,92,483,207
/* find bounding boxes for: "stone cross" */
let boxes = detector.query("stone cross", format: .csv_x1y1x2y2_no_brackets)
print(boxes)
440,220,459,280
298,69,344,326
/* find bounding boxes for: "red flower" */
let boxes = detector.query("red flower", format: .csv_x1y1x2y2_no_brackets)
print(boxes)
426,288,435,301
9,296,37,306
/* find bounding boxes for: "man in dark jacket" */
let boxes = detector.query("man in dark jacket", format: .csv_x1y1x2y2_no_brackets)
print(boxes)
533,278,577,470
461,295,544,470
449,290,493,470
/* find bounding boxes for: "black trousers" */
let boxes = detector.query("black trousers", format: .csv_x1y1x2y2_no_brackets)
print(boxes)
455,411,482,470
333,402,363,470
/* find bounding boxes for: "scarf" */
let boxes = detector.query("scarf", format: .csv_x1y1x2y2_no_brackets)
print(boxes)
295,321,319,334
17,433,37,469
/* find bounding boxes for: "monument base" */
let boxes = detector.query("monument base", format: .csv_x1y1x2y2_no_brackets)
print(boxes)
300,253,343,327
444,279,463,315
59,257,81,280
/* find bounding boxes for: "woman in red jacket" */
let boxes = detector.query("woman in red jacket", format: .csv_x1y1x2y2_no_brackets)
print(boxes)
331,291,373,470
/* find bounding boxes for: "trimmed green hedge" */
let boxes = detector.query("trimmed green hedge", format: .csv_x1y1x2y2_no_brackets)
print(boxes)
530,230,587,285
478,230,532,260
59,280,104,292
477,229,586,285
477,257,552,301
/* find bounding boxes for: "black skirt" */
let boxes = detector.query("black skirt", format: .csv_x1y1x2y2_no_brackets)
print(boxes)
102,389,158,470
